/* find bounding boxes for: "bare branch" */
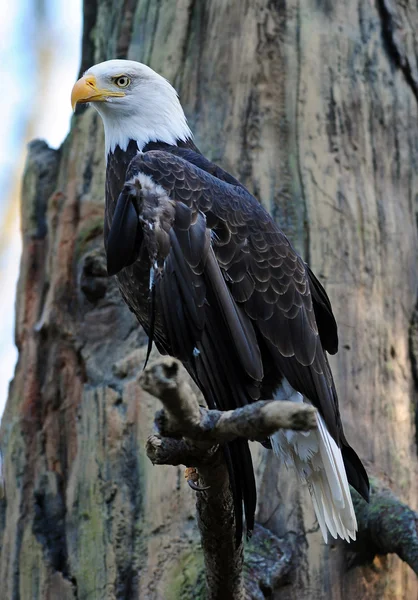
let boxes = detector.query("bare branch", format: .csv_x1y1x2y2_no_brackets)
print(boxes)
140,354,418,596
198,400,317,443
351,480,418,575
146,434,217,466
139,357,317,444
140,356,317,600
195,453,244,600
142,356,418,593
140,358,202,430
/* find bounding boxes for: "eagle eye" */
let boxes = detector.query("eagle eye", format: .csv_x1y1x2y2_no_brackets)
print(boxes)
114,75,131,88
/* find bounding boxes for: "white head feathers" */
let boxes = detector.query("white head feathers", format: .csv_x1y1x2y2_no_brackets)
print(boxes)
83,59,193,155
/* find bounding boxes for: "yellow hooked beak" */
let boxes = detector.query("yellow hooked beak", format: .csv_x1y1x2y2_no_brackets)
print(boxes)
71,74,125,111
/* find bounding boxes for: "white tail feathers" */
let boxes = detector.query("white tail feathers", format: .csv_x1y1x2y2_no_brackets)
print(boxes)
271,383,357,543
305,415,357,542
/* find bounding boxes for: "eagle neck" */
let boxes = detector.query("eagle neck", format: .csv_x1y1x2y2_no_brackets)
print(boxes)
106,140,138,177
106,137,200,171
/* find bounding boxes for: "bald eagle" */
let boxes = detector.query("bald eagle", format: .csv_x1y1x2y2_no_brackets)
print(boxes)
71,59,369,543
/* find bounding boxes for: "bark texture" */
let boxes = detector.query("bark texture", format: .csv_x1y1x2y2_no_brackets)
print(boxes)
351,481,418,576
1,1,418,599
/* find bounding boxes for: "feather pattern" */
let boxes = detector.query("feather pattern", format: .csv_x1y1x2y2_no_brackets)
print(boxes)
271,379,357,542
104,141,369,542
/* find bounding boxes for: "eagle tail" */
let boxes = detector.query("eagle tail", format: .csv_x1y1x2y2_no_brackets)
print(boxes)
224,438,256,544
271,412,357,543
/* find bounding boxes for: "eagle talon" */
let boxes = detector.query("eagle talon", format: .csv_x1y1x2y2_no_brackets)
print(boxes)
187,479,210,492
185,467,210,492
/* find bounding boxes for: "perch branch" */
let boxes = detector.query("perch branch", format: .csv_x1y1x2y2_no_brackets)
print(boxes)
194,452,244,600
141,357,418,593
140,357,317,600
145,432,244,599
139,358,317,443
352,480,418,575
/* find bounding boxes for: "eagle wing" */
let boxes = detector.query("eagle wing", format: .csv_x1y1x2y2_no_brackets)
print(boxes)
105,150,368,537
114,151,339,418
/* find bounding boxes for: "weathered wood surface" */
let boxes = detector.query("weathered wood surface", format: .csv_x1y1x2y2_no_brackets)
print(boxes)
0,1,417,599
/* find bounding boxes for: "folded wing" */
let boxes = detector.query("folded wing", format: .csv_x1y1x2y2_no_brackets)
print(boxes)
105,150,369,539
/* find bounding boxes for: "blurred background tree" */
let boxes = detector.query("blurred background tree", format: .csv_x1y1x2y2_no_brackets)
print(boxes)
0,1,417,598
0,0,81,413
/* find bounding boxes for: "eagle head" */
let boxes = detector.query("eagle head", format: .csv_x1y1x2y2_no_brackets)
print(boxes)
71,59,192,154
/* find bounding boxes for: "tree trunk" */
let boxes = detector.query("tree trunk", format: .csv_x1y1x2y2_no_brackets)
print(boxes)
1,1,417,598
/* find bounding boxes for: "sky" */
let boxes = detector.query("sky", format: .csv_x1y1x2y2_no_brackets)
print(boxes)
0,0,82,417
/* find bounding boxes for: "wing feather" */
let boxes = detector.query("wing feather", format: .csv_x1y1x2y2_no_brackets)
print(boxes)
106,187,141,275
108,148,368,542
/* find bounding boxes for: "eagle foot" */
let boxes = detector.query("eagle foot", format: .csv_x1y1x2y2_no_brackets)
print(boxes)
185,467,210,492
